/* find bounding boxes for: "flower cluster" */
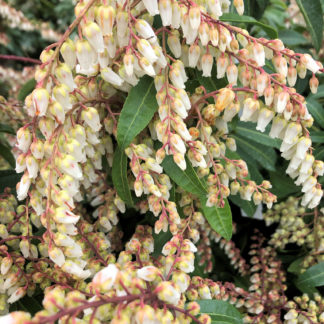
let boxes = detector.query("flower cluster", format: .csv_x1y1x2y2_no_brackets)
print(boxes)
0,0,322,322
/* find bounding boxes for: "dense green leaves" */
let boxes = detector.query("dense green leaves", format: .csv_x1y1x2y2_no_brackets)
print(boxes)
0,170,22,193
296,262,324,288
200,197,232,240
161,156,207,196
117,76,158,149
295,0,323,52
220,13,278,38
112,146,133,207
235,122,281,149
233,135,277,171
196,300,243,323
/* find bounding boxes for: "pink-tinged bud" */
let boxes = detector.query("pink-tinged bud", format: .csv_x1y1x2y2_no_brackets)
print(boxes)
217,54,229,79
159,0,172,26
256,108,274,132
142,0,159,16
240,98,260,122
137,266,160,282
264,85,274,106
215,88,235,112
202,53,213,77
60,38,76,69
252,43,265,67
96,5,115,36
295,136,312,159
48,245,65,267
273,55,287,77
283,122,302,144
92,263,118,291
55,63,76,91
58,154,83,180
75,39,97,72
188,44,201,68
234,0,244,15
167,30,181,58
17,171,31,201
32,88,49,117
189,6,201,30
309,74,319,94
199,22,210,46
300,54,321,74
1,256,12,275
156,281,181,305
81,107,101,132
256,73,268,96
208,0,222,17
53,84,72,110
82,21,104,53
171,2,181,28
49,101,65,124
275,91,289,113
101,67,124,86
224,63,238,86
139,57,156,77
209,26,219,46
0,312,31,323
173,152,186,170
287,66,297,87
308,188,323,209
137,39,158,64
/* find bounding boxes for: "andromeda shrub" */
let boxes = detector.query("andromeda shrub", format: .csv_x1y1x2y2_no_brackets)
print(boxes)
0,0,323,323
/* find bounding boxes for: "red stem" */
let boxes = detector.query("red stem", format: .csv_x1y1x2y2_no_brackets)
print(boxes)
0,55,41,65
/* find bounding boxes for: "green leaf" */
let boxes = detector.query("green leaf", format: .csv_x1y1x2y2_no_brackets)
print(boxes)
269,171,299,199
310,131,324,143
307,99,324,126
232,135,277,171
220,13,278,38
152,230,172,258
278,30,309,47
235,122,281,149
0,124,15,135
196,300,243,324
196,68,227,93
0,170,22,193
112,146,133,207
200,197,232,240
117,76,158,149
288,257,305,275
161,155,207,196
296,262,324,288
0,142,15,168
315,145,324,161
17,79,36,102
295,0,323,52
229,195,257,218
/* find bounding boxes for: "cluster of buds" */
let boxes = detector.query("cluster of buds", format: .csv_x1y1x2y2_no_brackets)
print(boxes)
264,198,324,256
284,293,324,323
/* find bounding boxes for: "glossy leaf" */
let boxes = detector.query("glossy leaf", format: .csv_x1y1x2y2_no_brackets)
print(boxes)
296,262,324,287
196,300,243,324
117,76,158,149
307,99,324,126
17,79,36,102
0,124,15,135
233,135,277,171
220,13,278,38
112,146,133,207
200,196,232,240
0,170,22,193
310,131,324,143
295,0,323,52
235,122,281,149
0,142,15,168
229,195,257,218
162,155,207,196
